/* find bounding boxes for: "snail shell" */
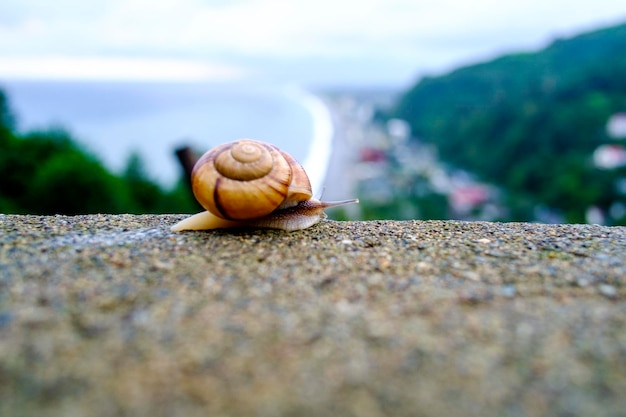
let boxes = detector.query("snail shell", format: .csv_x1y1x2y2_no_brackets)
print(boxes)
171,139,358,232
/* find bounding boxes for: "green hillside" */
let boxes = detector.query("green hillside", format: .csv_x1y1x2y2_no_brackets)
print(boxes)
394,22,626,223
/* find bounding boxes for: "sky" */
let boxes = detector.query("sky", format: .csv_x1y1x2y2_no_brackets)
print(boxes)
1,0,626,88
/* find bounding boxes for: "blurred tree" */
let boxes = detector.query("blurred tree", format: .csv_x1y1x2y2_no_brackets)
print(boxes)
0,89,15,135
27,150,130,214
0,129,81,212
122,151,164,213
0,97,198,215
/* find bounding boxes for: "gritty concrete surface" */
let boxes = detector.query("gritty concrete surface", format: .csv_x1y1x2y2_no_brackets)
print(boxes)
0,214,625,417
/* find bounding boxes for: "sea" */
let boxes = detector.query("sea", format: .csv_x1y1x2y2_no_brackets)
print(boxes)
1,80,333,192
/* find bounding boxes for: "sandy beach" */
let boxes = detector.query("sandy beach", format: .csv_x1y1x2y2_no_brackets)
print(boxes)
313,95,366,220
319,100,356,201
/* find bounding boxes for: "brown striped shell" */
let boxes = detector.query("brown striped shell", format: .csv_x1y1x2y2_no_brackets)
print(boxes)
191,139,313,220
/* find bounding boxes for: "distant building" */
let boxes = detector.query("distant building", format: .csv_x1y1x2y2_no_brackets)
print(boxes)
450,185,490,214
606,113,626,139
386,119,411,142
593,144,626,169
585,206,605,225
359,147,387,163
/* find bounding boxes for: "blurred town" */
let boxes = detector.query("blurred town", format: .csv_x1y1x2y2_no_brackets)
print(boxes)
323,92,626,225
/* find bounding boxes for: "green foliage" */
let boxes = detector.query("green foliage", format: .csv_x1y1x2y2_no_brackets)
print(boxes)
28,149,130,214
0,97,198,215
122,152,168,213
395,22,626,224
121,151,199,214
0,89,15,135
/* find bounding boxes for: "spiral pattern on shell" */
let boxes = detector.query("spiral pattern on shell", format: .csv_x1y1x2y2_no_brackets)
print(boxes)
191,139,313,220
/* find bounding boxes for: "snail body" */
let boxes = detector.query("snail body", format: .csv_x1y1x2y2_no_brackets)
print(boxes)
171,139,358,232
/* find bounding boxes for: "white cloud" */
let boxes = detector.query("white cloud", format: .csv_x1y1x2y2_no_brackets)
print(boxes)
1,0,625,84
0,56,246,81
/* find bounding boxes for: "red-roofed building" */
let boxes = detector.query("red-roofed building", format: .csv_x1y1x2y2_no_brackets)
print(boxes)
593,144,626,169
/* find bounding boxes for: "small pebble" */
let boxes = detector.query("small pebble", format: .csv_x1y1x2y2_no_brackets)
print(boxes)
500,285,517,298
598,284,617,299
576,277,591,287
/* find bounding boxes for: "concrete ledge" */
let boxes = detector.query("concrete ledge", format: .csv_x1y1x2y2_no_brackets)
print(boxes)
0,214,625,416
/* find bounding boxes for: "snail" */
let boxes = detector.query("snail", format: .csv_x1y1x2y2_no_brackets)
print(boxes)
171,139,358,232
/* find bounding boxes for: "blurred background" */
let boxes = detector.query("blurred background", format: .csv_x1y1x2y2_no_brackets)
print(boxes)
1,0,626,224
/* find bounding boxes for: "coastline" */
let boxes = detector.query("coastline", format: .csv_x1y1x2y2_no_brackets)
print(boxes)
3,80,319,188
4,80,356,204
294,88,358,205
283,87,334,195
317,96,357,202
